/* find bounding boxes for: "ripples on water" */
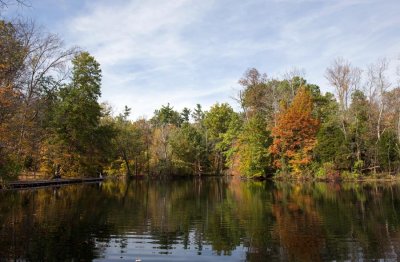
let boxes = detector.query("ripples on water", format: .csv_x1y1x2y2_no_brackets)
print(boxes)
0,178,400,261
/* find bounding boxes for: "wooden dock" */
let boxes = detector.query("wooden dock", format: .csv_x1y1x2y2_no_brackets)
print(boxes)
2,177,104,189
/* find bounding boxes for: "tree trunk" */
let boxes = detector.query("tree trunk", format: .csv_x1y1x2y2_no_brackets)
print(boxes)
122,151,131,176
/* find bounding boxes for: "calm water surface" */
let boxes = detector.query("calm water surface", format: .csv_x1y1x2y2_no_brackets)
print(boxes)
1,178,400,261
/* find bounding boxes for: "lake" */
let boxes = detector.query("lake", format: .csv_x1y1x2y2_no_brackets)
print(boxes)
0,177,400,261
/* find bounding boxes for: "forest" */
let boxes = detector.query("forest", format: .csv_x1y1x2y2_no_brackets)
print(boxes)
1,17,400,181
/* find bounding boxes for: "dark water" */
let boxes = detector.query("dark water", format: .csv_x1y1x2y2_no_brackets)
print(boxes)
1,178,400,261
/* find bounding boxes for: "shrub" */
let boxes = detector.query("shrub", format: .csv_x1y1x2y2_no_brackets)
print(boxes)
341,170,360,180
315,162,339,181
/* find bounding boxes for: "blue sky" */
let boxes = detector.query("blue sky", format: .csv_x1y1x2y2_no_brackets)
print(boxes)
5,0,400,119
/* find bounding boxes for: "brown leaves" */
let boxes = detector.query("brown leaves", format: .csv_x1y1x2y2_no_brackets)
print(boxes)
269,87,320,175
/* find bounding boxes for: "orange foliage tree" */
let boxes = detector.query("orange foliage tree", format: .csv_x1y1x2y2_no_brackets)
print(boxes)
269,87,320,176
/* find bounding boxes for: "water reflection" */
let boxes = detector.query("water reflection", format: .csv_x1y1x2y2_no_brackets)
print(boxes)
0,178,400,261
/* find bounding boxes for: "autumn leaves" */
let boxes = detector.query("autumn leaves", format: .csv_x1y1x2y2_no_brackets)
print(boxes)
270,87,319,176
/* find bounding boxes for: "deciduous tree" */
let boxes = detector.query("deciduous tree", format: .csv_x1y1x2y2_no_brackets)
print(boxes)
270,87,320,176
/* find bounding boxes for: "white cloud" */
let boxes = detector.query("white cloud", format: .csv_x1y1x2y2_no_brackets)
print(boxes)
66,0,238,118
68,0,213,64
60,0,400,119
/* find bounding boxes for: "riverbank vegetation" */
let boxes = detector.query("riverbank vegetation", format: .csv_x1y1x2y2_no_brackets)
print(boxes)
1,15,400,180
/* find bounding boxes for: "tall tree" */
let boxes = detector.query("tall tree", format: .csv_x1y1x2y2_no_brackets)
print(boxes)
314,92,351,169
111,106,135,176
237,68,268,120
204,103,239,174
230,114,271,178
15,20,77,156
181,107,191,123
170,123,207,175
0,19,76,177
48,52,111,175
0,21,26,169
366,58,390,140
325,58,361,139
347,90,371,169
150,104,181,175
270,87,320,176
191,104,204,125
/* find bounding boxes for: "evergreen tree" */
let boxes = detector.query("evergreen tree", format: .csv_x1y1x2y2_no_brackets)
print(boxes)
48,52,112,175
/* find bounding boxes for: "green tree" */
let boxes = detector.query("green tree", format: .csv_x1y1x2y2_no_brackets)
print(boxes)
170,123,207,175
231,114,272,178
181,107,191,123
314,92,352,170
192,104,205,125
150,104,181,175
0,20,27,178
377,130,400,172
48,52,113,176
107,106,144,176
347,90,371,171
204,103,239,174
152,103,181,127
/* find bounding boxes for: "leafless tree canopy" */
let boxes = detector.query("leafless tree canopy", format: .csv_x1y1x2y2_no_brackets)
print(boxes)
15,20,79,103
366,58,390,140
0,0,29,8
325,57,362,112
283,67,306,99
0,18,79,157
238,68,267,87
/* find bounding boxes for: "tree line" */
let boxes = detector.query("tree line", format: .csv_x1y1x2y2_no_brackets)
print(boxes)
1,17,400,180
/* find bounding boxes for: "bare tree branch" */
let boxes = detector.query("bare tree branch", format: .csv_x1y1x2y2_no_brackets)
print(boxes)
367,58,391,140
325,58,362,139
0,0,30,9
283,67,306,99
5,19,80,154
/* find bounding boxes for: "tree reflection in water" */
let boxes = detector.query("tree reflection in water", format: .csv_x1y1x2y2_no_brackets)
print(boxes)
0,178,399,261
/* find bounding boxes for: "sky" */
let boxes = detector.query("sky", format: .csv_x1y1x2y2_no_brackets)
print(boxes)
4,0,400,119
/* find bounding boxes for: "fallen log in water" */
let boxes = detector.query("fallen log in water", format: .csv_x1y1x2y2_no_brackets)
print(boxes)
1,177,104,189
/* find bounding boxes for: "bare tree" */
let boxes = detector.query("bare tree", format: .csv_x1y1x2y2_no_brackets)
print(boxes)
231,88,245,117
0,0,29,9
396,56,400,143
395,55,400,142
325,58,362,139
367,58,390,140
397,54,400,87
16,20,78,103
12,20,79,154
283,67,306,99
238,68,266,87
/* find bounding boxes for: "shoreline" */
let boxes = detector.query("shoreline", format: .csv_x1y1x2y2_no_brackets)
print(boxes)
238,174,400,183
3,174,400,191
